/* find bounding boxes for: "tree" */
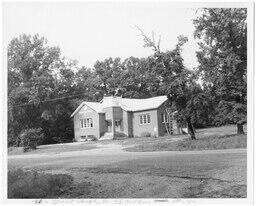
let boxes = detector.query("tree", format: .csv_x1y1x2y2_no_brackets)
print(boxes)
94,56,163,99
8,34,61,145
8,34,106,146
137,28,197,139
7,34,83,145
122,56,162,98
94,57,124,96
194,8,247,134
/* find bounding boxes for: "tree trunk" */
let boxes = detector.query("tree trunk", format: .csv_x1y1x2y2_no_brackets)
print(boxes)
187,118,196,140
237,123,244,134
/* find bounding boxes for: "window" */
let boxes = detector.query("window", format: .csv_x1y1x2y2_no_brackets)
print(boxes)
115,120,121,127
80,118,93,128
147,115,150,123
161,113,168,123
140,116,143,125
106,121,112,126
139,114,151,125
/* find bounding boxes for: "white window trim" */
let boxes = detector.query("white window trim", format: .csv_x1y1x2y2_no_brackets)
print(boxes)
139,114,151,125
80,118,93,128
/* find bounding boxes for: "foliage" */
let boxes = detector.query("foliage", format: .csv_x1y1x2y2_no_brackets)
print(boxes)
8,168,73,198
94,57,124,96
8,34,81,146
113,132,127,140
87,135,98,141
19,128,44,152
194,8,247,133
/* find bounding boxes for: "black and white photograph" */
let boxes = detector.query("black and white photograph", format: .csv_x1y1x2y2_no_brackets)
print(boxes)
1,1,254,204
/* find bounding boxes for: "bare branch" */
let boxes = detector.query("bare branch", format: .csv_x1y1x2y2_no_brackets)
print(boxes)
134,25,161,53
157,35,161,51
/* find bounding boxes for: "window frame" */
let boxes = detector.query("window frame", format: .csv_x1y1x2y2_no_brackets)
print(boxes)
161,113,168,123
139,113,151,125
80,118,93,128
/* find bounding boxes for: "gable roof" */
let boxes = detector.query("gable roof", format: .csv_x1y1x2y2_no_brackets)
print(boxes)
118,96,168,112
70,95,168,117
70,102,104,117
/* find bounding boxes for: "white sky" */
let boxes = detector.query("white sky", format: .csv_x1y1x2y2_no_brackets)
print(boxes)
3,2,200,69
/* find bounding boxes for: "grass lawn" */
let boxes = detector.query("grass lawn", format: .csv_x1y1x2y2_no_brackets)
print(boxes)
59,152,246,198
8,168,74,198
8,142,97,156
83,152,246,198
8,124,246,156
124,125,247,152
125,133,246,152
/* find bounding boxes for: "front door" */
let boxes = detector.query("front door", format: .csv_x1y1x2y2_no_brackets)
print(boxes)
115,120,121,132
106,120,112,132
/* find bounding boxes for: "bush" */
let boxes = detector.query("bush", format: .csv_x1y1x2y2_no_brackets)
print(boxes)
87,135,98,141
140,132,151,137
19,128,44,152
113,132,127,140
52,136,63,144
8,168,73,198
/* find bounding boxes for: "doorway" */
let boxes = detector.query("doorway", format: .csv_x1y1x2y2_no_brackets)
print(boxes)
106,120,112,132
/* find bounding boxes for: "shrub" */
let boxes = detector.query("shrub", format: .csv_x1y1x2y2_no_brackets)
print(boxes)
19,128,44,152
87,135,98,141
8,168,73,198
140,132,151,137
113,132,127,140
8,134,17,147
52,136,63,144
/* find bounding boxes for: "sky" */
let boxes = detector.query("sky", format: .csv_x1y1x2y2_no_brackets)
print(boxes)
3,2,200,69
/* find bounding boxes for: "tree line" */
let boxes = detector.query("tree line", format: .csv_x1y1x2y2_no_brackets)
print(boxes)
8,8,247,145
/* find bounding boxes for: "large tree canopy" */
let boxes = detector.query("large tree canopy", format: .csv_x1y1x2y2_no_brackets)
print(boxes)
194,8,247,134
8,9,247,146
137,30,201,139
8,34,78,145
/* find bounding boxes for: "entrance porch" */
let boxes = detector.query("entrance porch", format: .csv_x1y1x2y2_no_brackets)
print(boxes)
100,119,123,140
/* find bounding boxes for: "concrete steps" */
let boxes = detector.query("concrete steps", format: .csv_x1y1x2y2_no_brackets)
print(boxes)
99,132,114,140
